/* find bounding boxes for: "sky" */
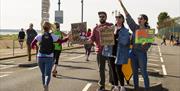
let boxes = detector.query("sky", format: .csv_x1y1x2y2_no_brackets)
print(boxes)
0,0,180,31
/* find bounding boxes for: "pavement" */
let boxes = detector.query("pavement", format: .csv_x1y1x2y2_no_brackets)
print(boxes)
0,43,84,67
0,38,179,91
0,43,83,60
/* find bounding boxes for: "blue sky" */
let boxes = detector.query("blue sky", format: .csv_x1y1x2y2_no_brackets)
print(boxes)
0,0,180,31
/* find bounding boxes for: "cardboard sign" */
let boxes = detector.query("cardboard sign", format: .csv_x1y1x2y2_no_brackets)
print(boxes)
122,59,133,81
100,27,114,45
71,22,88,44
135,29,155,44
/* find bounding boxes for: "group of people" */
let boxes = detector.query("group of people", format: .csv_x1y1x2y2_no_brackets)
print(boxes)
22,0,153,91
18,23,38,61
88,0,152,91
161,34,180,46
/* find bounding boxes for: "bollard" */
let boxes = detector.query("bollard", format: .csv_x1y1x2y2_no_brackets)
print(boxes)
12,40,15,56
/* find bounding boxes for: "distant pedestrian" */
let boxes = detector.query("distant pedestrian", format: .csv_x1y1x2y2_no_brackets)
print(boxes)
174,36,180,46
26,23,38,61
31,22,69,91
52,22,67,77
118,0,152,90
18,28,26,49
161,35,166,45
84,28,93,61
169,34,174,45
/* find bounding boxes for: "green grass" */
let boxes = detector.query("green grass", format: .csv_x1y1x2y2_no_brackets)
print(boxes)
0,34,18,40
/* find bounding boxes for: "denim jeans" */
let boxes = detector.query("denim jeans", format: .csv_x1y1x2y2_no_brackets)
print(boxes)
131,49,149,89
38,57,54,86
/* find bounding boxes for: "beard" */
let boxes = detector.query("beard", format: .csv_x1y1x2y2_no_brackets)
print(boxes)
100,19,106,24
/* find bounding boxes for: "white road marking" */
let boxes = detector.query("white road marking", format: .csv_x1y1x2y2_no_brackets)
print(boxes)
148,63,160,67
2,61,14,64
148,53,159,56
148,59,160,62
148,56,160,59
159,52,162,57
162,65,167,75
0,65,17,70
0,72,13,74
82,83,92,91
28,66,38,70
160,57,164,63
69,55,85,60
0,74,9,78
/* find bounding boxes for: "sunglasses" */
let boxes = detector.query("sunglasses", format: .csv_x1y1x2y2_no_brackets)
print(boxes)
138,17,144,20
99,15,106,18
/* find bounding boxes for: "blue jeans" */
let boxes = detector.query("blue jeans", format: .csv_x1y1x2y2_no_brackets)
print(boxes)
131,49,149,89
38,57,54,86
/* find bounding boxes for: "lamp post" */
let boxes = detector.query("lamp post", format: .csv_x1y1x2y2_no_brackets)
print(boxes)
81,0,84,23
58,0,60,11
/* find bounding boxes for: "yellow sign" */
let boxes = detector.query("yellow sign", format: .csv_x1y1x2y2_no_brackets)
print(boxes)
122,59,133,81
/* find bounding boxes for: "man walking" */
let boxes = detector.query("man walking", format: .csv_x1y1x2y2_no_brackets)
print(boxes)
26,23,38,61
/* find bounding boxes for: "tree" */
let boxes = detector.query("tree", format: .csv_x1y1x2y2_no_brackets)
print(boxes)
157,12,171,29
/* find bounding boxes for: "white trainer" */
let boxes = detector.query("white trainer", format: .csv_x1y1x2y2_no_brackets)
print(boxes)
120,86,126,91
112,86,119,91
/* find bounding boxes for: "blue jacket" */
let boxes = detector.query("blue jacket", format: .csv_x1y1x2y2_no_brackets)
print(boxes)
115,27,130,65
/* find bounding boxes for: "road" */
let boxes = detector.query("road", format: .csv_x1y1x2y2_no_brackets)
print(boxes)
0,43,180,91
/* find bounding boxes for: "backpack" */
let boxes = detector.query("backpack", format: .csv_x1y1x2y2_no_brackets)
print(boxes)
39,32,54,54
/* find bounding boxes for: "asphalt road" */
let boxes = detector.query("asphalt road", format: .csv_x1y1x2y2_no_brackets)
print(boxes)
0,43,180,91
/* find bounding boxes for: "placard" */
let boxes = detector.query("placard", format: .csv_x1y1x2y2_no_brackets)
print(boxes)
71,22,88,44
135,29,155,44
100,27,114,45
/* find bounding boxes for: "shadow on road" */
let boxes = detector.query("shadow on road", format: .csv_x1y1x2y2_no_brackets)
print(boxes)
56,75,98,83
58,64,96,70
61,61,88,63
62,51,85,54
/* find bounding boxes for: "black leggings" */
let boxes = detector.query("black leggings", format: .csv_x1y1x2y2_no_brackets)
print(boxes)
53,50,61,65
109,57,118,86
115,64,125,86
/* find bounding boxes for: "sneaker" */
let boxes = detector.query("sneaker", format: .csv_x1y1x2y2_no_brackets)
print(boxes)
120,86,126,91
112,86,119,91
52,70,57,77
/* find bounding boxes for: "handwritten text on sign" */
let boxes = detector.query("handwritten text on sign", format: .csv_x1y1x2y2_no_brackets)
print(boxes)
100,27,114,45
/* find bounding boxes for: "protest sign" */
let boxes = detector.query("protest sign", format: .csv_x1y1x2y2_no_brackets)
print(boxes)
100,26,114,45
71,22,88,44
135,29,155,44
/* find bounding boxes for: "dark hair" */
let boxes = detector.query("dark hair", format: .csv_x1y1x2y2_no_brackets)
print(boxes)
87,28,91,32
54,22,60,29
115,14,125,27
140,14,150,28
98,11,107,17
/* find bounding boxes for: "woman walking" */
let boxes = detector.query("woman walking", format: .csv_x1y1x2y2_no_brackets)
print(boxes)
31,22,69,91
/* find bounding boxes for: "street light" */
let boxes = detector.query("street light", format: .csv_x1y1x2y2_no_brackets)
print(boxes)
81,0,84,23
58,0,61,11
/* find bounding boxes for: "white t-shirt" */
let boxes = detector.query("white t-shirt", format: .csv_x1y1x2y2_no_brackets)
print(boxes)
35,33,59,57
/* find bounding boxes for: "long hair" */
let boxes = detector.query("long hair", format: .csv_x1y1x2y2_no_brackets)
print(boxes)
115,14,125,27
140,14,150,28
